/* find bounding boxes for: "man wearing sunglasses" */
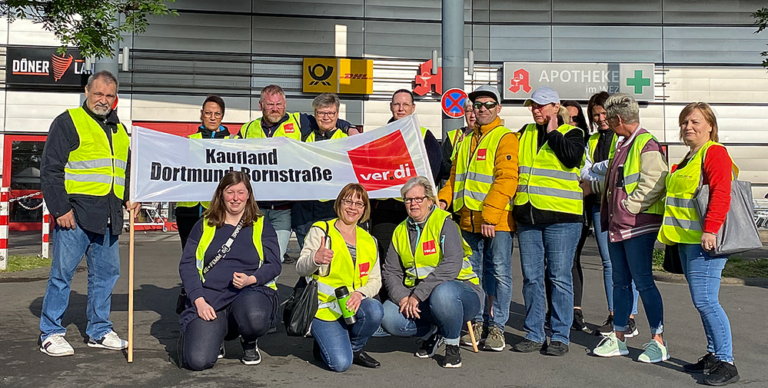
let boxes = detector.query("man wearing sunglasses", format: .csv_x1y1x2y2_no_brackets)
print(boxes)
437,85,518,352
511,87,585,357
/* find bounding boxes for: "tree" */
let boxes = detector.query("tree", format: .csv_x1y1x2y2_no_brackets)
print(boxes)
755,7,768,67
1,0,177,59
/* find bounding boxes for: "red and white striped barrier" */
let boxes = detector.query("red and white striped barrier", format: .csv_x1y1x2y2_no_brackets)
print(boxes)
0,187,9,271
42,201,50,259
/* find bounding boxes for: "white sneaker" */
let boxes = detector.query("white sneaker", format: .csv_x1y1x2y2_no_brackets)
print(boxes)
87,330,128,350
40,334,75,357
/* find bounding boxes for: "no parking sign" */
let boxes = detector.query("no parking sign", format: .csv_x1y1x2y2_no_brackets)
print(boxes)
441,88,467,118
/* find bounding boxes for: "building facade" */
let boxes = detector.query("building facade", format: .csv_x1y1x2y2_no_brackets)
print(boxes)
1,0,767,229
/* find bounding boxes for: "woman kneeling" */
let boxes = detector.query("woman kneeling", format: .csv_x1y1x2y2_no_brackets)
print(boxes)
381,176,482,368
296,183,383,372
178,171,281,370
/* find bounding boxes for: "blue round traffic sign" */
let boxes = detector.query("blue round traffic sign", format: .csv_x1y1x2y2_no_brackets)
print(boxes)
441,88,467,118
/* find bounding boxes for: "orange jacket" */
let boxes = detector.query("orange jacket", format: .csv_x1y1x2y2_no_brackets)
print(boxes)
438,117,519,233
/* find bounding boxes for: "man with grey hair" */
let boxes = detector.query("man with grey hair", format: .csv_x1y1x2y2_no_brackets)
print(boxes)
587,93,669,363
238,85,354,266
39,70,140,356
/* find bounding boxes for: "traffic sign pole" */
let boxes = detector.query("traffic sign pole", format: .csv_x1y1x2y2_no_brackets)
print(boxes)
441,0,464,141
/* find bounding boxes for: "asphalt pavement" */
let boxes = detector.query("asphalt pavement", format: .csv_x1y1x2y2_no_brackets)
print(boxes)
1,231,767,388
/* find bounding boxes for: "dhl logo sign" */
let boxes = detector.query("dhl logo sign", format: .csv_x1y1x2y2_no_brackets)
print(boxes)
303,58,373,95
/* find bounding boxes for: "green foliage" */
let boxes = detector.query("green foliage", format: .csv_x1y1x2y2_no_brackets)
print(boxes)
1,255,51,272
754,7,768,67
1,0,177,59
722,258,768,279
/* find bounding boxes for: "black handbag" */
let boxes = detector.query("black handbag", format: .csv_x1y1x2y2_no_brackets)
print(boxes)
282,276,319,337
282,222,330,337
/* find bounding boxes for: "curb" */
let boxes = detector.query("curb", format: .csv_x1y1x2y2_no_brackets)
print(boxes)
653,271,768,287
0,265,86,283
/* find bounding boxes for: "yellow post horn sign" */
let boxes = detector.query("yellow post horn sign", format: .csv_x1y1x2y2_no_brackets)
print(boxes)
303,58,373,95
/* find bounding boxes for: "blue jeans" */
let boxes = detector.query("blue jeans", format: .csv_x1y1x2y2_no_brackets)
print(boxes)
311,298,383,372
678,244,733,362
381,281,481,343
590,204,639,315
608,232,664,334
461,231,512,329
40,223,120,341
517,222,581,345
262,208,291,262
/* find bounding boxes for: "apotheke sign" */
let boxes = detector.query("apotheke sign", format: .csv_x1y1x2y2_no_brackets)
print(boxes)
6,46,92,87
503,62,655,101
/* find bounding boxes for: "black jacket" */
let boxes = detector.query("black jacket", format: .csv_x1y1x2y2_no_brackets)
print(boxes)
41,104,130,235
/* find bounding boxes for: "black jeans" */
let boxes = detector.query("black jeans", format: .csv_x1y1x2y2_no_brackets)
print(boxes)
182,288,276,371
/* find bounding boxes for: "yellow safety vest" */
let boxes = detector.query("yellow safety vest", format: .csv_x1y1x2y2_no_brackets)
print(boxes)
239,112,302,140
514,123,584,215
620,132,665,215
392,208,479,287
195,217,277,290
313,219,378,321
452,125,513,212
305,128,347,143
588,131,617,163
446,128,467,162
658,141,737,245
64,107,130,200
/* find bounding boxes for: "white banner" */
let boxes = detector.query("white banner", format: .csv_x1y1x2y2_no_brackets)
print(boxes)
130,115,434,202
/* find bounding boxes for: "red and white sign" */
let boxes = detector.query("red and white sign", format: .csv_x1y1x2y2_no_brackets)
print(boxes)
441,88,467,118
413,59,442,96
422,240,437,255
283,123,295,133
130,115,434,202
476,149,487,161
359,262,370,277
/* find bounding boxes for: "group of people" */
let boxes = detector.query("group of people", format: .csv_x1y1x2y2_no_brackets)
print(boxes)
37,69,740,386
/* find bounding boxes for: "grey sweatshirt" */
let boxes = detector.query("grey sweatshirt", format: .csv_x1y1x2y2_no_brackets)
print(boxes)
382,208,484,304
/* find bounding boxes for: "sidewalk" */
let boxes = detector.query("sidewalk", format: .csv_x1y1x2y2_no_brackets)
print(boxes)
1,232,767,388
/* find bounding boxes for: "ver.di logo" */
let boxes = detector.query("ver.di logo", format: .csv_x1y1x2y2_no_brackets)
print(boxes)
347,130,416,192
308,63,334,86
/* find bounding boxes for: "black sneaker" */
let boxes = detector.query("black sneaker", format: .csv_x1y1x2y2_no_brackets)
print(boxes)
597,314,614,336
442,345,462,368
544,311,551,331
352,350,381,368
684,353,718,374
704,360,740,386
512,338,545,353
545,341,569,356
625,317,639,338
241,340,262,365
283,253,296,264
572,309,586,331
218,343,226,359
415,332,443,359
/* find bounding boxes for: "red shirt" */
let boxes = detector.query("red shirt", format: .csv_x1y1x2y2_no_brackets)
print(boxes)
670,144,733,234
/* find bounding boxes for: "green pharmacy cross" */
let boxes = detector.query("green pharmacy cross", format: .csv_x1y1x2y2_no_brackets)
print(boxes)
626,70,651,94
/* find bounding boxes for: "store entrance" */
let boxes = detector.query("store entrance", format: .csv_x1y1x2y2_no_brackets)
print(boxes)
2,135,46,231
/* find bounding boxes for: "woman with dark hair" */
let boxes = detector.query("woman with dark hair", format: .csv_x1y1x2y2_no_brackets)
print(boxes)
176,95,236,250
178,171,281,370
296,183,384,372
579,92,640,335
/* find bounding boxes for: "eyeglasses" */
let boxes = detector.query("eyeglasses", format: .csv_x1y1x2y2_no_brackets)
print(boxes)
203,111,223,118
341,198,365,209
403,196,428,204
473,101,498,110
264,102,285,108
528,103,554,112
391,103,413,109
315,110,337,117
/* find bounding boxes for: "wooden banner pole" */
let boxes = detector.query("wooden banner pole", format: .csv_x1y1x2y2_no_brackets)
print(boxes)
128,208,135,363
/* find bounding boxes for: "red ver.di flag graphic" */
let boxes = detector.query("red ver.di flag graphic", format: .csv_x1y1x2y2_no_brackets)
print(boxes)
347,130,416,191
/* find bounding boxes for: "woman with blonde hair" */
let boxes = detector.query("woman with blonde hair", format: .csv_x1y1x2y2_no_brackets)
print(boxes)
658,102,739,385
